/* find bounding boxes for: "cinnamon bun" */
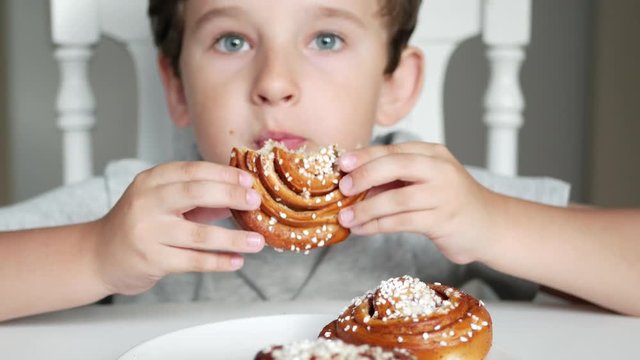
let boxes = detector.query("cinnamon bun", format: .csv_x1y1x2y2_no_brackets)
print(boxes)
320,276,492,360
255,338,415,360
230,140,366,253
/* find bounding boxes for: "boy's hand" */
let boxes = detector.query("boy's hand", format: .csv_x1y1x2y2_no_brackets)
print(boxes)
92,161,265,296
337,142,502,265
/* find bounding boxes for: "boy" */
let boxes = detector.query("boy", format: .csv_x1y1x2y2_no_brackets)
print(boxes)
1,0,639,321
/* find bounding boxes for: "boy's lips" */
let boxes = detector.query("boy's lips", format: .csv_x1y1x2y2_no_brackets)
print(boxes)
254,131,307,150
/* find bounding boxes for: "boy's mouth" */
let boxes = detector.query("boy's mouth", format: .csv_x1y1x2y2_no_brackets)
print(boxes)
254,131,307,151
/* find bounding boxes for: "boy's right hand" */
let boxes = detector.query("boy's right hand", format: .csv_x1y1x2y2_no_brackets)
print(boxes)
91,161,264,296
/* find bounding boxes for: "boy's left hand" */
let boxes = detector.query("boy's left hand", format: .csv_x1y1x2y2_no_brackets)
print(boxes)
337,142,503,265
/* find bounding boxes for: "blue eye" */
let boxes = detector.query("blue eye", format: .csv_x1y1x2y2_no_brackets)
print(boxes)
313,33,344,51
215,34,250,53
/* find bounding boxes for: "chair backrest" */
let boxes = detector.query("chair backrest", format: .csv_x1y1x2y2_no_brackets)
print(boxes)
50,0,530,185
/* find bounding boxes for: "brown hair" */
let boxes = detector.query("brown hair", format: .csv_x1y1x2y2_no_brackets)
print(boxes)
148,0,422,76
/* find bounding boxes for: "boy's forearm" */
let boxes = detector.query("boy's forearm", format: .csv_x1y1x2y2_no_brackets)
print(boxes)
483,196,640,316
0,221,111,322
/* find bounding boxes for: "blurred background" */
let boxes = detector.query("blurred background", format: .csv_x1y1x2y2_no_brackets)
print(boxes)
0,0,638,207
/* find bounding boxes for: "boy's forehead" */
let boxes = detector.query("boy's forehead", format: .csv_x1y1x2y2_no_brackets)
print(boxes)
184,0,386,29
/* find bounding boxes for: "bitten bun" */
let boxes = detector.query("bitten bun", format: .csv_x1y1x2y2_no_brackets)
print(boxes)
230,140,366,253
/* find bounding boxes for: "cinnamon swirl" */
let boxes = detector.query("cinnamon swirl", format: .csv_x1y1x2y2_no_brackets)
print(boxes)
320,276,492,359
230,140,366,253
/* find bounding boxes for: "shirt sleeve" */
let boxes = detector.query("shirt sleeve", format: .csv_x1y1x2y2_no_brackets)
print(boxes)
0,159,154,231
465,166,571,207
0,177,110,231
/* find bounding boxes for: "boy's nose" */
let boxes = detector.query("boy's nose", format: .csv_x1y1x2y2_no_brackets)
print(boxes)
251,54,299,107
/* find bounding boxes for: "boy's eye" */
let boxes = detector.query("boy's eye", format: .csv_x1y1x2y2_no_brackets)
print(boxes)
312,33,344,51
215,34,250,53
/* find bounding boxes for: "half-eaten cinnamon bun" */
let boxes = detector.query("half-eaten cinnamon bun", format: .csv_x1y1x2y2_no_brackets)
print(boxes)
230,140,366,253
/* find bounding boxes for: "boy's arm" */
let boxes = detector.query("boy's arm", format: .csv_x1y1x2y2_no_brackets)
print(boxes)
0,161,265,322
0,222,110,321
485,198,640,316
337,142,640,316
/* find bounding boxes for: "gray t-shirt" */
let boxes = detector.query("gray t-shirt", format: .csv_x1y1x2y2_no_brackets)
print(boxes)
0,133,570,303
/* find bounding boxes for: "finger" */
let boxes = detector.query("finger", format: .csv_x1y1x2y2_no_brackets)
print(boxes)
366,180,407,198
339,154,437,196
183,208,232,224
163,222,265,253
163,249,246,273
136,161,255,188
154,181,262,213
339,142,451,172
339,184,435,228
350,212,430,236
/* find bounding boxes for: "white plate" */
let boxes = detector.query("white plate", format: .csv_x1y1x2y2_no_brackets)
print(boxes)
118,314,511,359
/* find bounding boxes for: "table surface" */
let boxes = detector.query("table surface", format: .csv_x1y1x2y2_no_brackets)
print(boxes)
1,300,638,359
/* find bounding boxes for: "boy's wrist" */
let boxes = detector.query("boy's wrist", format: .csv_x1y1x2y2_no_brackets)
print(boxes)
80,220,114,298
475,191,513,266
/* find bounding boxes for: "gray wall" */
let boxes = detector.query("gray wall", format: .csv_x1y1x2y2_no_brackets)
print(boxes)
589,1,640,206
0,0,8,206
3,0,592,203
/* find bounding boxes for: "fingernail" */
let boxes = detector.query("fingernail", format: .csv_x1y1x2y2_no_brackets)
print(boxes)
339,208,354,226
247,234,264,248
246,189,261,207
231,256,244,269
239,172,254,188
340,154,356,171
339,175,353,194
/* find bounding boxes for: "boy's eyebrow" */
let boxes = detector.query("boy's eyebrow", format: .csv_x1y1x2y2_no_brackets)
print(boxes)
192,5,366,33
193,6,244,33
312,6,366,29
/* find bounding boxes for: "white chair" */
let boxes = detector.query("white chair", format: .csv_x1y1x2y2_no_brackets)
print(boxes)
50,0,531,185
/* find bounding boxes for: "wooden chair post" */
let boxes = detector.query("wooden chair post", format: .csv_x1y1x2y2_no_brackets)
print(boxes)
483,0,532,176
50,0,99,184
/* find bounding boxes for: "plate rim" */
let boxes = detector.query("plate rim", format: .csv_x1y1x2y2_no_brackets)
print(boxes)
118,312,508,360
117,313,336,359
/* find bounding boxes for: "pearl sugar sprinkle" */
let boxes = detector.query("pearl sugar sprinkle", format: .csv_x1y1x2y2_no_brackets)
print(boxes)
375,276,454,319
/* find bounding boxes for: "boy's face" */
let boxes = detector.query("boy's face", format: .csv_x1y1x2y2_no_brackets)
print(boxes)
163,0,419,164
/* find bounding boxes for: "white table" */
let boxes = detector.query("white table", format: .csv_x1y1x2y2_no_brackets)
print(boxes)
0,301,638,359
